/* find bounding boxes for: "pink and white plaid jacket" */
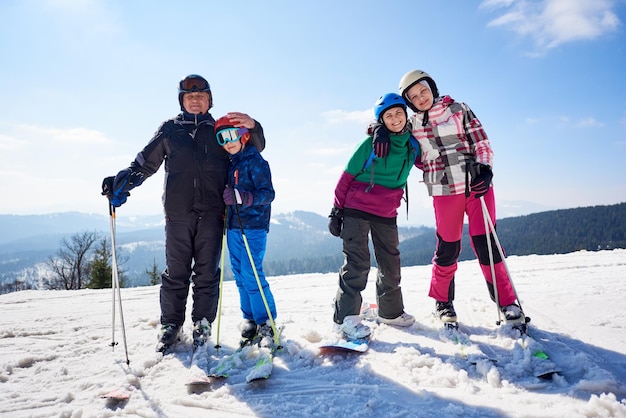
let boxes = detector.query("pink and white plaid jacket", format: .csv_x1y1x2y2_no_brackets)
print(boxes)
410,95,493,196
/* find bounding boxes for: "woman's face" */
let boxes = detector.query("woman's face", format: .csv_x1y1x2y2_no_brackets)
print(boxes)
406,83,433,111
382,107,407,133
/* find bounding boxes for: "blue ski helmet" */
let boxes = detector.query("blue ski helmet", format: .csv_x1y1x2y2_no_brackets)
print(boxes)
374,93,407,122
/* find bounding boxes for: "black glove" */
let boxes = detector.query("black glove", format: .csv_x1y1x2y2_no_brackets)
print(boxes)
101,176,115,199
328,207,343,237
113,168,144,195
102,175,129,207
469,163,493,198
371,124,390,158
102,168,145,207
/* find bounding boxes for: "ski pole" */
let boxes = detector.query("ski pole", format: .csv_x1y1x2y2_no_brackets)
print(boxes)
108,203,130,365
109,204,117,352
480,197,502,324
214,208,228,351
233,203,281,349
479,196,525,321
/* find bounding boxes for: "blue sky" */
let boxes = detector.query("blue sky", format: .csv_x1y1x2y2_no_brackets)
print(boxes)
0,0,624,227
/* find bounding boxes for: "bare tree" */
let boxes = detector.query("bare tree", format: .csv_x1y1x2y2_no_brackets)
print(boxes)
44,231,99,290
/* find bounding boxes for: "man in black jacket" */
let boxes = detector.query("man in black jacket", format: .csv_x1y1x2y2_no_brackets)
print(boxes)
102,74,266,352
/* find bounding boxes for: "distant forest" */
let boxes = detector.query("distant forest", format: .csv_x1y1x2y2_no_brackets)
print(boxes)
268,203,626,275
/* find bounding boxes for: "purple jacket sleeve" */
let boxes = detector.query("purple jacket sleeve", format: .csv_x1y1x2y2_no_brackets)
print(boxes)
333,171,355,209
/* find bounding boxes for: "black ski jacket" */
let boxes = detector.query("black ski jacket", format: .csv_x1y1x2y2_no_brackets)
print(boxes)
128,111,265,216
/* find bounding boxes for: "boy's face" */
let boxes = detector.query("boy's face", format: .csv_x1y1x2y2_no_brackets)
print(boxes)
382,107,407,133
223,140,243,155
406,83,433,111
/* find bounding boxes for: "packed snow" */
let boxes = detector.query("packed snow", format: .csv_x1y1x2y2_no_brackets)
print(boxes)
1,249,625,417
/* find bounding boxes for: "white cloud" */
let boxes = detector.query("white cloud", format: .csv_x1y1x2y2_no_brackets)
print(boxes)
480,0,621,52
322,109,372,125
575,117,604,128
0,134,28,151
480,0,515,8
525,117,540,125
9,124,111,145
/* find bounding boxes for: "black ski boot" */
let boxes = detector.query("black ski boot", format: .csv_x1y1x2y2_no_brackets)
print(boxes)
192,318,211,350
156,323,180,353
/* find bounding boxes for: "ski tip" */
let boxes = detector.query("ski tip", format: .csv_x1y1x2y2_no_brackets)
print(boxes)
207,373,229,379
185,376,213,386
535,369,561,379
319,338,369,353
247,375,271,383
101,389,132,401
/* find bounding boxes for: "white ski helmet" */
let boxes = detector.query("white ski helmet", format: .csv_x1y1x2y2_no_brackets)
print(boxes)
398,70,439,112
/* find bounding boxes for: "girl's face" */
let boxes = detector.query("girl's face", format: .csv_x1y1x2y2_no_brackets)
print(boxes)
406,83,433,111
382,107,407,133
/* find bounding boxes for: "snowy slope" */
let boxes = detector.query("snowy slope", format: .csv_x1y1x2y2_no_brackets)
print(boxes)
1,250,625,417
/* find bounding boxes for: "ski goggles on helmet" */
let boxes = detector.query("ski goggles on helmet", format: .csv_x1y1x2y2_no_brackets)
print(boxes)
179,76,210,93
216,127,249,146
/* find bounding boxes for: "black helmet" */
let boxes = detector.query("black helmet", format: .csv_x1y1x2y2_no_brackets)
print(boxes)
398,70,439,112
178,74,212,110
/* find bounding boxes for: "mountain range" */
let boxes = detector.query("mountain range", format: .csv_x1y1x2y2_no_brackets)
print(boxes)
1,202,624,291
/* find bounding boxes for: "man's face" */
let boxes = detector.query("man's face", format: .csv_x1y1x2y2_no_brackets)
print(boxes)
182,92,210,114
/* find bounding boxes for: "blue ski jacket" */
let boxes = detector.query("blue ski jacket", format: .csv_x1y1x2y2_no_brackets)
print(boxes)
225,144,274,231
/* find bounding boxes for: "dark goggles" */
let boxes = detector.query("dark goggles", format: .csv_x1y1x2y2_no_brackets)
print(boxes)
216,127,249,146
179,76,210,93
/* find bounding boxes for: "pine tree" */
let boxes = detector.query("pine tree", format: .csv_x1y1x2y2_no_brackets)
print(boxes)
145,258,161,286
87,237,128,289
88,238,113,289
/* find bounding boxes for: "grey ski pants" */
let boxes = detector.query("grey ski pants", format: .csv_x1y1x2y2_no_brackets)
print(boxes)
333,216,405,324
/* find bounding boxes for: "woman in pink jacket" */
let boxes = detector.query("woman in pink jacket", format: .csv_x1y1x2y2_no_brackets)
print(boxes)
374,70,524,327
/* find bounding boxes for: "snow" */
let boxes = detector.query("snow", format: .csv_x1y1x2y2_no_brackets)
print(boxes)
1,249,626,417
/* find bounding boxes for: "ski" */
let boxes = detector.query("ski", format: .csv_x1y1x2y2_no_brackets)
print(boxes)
319,336,370,353
208,343,278,382
101,385,133,401
436,319,497,365
246,346,275,382
101,348,165,403
186,374,214,386
499,321,562,379
319,302,376,354
208,326,283,382
245,329,283,382
185,342,214,387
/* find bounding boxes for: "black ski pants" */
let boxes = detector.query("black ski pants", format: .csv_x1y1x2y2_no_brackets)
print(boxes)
160,212,223,327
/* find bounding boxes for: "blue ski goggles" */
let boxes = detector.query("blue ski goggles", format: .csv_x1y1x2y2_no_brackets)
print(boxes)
216,127,249,146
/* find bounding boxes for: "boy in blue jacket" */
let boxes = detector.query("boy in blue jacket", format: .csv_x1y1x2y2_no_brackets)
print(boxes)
216,116,278,344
